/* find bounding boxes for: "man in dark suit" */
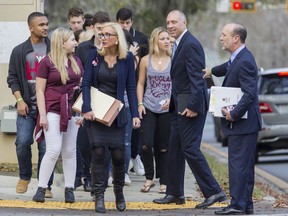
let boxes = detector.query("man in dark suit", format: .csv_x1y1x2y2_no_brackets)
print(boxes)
203,23,261,215
153,10,226,209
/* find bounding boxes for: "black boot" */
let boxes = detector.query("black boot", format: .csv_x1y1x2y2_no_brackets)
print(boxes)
83,178,92,192
91,163,106,213
33,187,46,203
65,187,75,203
113,166,126,212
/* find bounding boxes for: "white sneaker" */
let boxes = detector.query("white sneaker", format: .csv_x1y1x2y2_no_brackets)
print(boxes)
108,176,113,187
125,173,132,185
128,159,134,172
133,155,145,176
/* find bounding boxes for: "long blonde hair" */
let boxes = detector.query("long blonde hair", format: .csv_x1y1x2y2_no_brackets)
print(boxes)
98,22,128,59
149,27,171,57
49,27,81,84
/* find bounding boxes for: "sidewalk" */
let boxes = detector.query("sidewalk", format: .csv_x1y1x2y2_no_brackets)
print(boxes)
0,167,287,215
0,168,202,203
0,166,211,214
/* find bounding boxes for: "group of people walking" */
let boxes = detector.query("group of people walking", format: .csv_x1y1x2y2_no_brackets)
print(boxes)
7,5,260,215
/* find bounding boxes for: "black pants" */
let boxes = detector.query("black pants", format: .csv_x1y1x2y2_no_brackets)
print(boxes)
77,126,91,166
140,109,171,185
130,128,140,159
76,126,91,182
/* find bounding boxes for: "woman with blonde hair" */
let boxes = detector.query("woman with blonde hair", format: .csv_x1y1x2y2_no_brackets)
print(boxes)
33,27,83,203
137,27,172,194
81,22,140,213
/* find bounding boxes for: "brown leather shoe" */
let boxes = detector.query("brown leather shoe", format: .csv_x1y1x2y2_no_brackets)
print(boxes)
45,188,53,198
16,179,31,194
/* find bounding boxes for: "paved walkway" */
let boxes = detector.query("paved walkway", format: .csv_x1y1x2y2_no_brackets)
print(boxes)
0,168,202,202
1,141,287,215
1,166,287,215
0,165,210,211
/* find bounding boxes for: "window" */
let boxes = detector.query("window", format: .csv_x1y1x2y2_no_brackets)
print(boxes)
259,74,288,95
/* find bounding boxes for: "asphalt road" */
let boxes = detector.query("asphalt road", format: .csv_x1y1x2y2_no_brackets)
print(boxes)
203,113,288,193
257,152,288,183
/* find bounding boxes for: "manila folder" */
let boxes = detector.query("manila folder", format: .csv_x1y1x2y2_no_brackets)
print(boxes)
72,87,123,126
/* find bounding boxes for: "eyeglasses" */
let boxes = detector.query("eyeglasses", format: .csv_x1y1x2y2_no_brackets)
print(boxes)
98,33,117,39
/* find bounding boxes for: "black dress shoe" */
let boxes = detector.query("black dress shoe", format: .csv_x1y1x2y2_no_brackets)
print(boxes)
215,206,244,215
195,191,227,209
153,195,185,205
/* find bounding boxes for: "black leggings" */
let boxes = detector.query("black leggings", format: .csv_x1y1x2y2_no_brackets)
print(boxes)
91,146,125,168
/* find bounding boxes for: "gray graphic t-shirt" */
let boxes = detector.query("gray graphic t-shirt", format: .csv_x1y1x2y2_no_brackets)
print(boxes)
25,42,47,108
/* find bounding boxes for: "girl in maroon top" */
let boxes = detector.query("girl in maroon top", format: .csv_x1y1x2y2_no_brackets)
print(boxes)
33,27,83,203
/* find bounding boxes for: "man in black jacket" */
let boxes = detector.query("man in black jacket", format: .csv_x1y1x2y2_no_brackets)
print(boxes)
7,12,53,198
116,7,148,59
76,11,110,65
116,7,149,178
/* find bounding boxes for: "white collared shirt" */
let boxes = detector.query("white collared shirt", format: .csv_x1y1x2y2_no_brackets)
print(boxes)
175,29,188,46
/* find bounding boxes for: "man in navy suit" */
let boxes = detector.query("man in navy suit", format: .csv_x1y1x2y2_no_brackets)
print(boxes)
153,10,226,209
204,23,261,215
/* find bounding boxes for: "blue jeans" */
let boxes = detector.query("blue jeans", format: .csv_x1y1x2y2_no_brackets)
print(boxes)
124,107,132,174
16,109,53,187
